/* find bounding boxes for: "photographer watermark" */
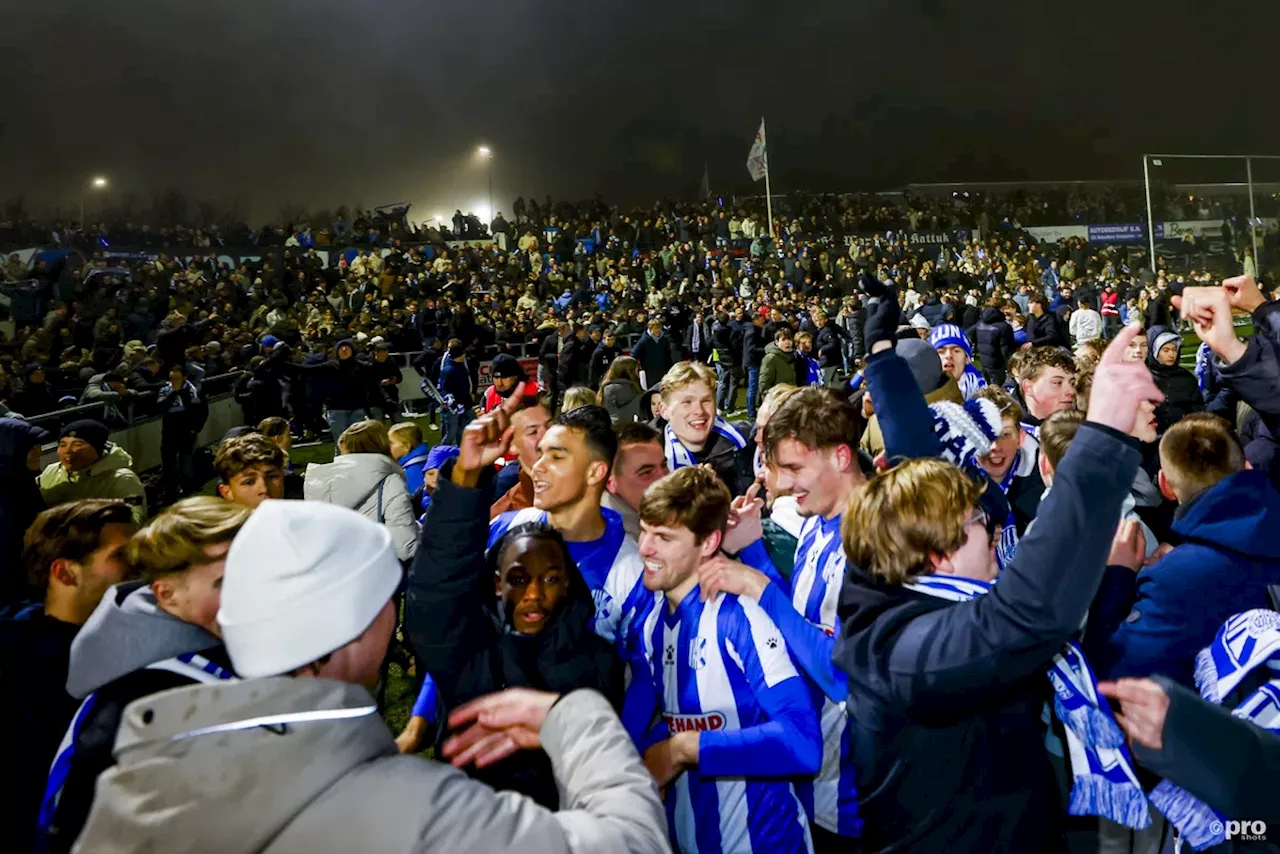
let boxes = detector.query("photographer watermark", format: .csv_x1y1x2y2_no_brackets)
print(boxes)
1210,819,1268,842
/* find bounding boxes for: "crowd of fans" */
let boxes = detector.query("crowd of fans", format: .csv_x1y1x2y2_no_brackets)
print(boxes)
1,179,1279,854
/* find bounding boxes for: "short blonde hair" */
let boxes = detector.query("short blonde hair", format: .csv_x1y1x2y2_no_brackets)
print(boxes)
339,420,391,456
1159,413,1245,500
842,458,981,585
388,421,423,448
562,386,597,412
759,384,802,425
659,361,717,401
128,497,250,581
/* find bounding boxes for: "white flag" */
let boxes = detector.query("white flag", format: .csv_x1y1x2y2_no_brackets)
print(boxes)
746,120,768,182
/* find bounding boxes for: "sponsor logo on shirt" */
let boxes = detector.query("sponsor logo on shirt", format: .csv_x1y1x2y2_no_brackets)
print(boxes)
663,711,727,733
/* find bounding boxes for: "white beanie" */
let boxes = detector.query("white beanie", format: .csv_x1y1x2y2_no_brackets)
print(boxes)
218,500,403,678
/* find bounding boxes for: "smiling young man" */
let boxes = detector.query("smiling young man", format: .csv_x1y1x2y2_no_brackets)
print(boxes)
37,420,147,526
214,433,286,509
658,360,756,496
630,465,822,854
490,394,552,517
833,325,1165,852
695,387,866,849
1016,346,1078,438
602,422,669,539
40,497,250,853
488,405,650,650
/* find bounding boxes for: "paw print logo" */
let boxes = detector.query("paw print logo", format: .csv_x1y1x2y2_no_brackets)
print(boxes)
664,644,675,665
765,636,780,650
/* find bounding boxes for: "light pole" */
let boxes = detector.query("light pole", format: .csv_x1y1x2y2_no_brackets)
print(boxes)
477,146,493,228
80,175,108,227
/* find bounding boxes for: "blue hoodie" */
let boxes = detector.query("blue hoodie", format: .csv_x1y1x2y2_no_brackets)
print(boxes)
397,442,432,499
1087,469,1280,688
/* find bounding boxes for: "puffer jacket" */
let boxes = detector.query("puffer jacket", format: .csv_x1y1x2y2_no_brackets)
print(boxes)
303,453,418,561
970,307,1017,376
36,443,147,526
601,379,642,423
71,678,669,854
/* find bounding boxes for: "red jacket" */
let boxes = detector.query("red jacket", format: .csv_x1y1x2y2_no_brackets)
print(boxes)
1100,291,1120,317
481,378,541,413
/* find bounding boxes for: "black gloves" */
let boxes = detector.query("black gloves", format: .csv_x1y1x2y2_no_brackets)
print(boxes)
861,272,900,350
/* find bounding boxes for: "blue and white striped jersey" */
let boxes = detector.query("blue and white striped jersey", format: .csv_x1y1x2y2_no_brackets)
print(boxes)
785,514,861,838
488,506,652,649
637,587,820,854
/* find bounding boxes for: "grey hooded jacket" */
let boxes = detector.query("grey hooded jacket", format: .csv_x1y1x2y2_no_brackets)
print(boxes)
72,680,670,854
304,453,418,561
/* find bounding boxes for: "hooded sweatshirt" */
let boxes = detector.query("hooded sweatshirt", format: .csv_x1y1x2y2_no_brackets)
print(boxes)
406,464,624,808
44,582,227,854
71,679,668,854
1086,469,1280,688
304,453,418,561
1146,331,1204,432
37,444,147,526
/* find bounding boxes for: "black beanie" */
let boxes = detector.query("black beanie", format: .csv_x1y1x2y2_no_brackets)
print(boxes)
61,419,110,456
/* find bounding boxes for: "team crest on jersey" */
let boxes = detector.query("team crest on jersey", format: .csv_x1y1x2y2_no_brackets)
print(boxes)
689,636,709,670
591,589,614,623
822,551,846,585
664,644,676,666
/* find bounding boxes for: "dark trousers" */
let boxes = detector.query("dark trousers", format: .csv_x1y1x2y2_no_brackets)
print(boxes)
161,428,196,502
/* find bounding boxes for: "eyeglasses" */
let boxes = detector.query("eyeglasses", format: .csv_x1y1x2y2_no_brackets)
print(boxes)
967,506,999,541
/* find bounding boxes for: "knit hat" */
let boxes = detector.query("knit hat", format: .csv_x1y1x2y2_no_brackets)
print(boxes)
218,500,403,678
1152,330,1181,360
260,335,279,348
895,338,945,394
929,399,1003,471
929,323,972,358
60,419,109,456
424,445,460,471
490,352,523,380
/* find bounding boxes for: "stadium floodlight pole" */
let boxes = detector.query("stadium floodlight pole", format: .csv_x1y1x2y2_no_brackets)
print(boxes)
1247,156,1260,270
1143,155,1157,272
477,146,494,227
81,175,108,228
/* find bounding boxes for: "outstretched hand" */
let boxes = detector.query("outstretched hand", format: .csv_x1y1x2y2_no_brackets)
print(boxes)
1086,323,1164,436
453,407,514,487
442,688,560,769
1178,285,1248,365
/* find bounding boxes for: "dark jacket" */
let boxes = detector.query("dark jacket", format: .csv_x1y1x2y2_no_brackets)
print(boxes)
971,307,1017,375
438,355,474,407
11,382,58,417
631,331,675,388
1147,353,1204,433
1085,470,1280,688
368,357,403,409
0,418,49,602
537,328,560,371
405,464,623,808
601,379,642,423
682,319,712,363
742,322,768,369
1026,310,1068,349
0,602,80,852
558,335,591,389
813,320,848,369
712,321,741,368
834,425,1141,853
588,342,620,389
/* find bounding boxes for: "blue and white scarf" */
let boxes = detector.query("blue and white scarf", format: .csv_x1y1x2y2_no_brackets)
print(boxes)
1150,609,1280,850
958,364,988,401
904,575,1152,830
38,652,236,840
664,415,747,471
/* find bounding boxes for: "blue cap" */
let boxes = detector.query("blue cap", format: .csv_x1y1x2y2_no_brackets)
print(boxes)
261,335,279,348
424,445,460,471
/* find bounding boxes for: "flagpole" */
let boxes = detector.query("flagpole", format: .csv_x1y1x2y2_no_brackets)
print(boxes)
762,117,774,240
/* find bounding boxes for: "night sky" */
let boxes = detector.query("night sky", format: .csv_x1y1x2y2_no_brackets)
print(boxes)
3,0,1276,223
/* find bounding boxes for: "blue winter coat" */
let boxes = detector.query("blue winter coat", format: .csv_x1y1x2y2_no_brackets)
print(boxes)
438,356,474,407
398,442,431,500
1087,469,1280,688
